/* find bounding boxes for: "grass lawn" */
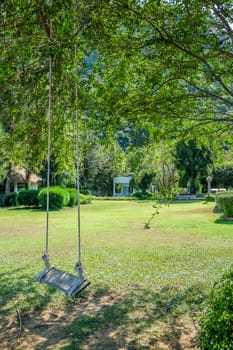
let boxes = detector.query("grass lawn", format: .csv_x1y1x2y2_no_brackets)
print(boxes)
0,200,233,349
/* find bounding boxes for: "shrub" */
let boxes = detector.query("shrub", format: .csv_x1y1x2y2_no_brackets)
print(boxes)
4,193,17,207
80,193,91,204
38,187,70,210
204,195,215,202
216,192,233,218
66,188,77,207
92,196,135,201
17,189,39,207
80,188,92,195
198,268,233,349
132,191,156,200
0,194,6,207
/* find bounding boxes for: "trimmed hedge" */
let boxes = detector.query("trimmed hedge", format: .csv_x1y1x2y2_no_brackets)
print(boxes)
0,194,6,207
17,189,39,207
216,192,233,218
66,188,77,207
199,268,233,349
80,188,92,195
92,196,135,201
80,193,91,204
132,191,158,200
4,193,17,207
38,187,91,209
204,195,215,203
38,187,70,210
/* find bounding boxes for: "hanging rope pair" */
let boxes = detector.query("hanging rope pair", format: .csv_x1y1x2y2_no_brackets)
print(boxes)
35,25,90,297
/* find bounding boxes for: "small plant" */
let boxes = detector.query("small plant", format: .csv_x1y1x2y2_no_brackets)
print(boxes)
144,203,161,229
198,267,233,349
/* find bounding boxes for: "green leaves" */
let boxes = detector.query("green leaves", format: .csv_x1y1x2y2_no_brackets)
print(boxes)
1,0,233,178
199,267,233,349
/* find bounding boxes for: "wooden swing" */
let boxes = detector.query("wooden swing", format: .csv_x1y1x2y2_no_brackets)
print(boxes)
35,42,90,297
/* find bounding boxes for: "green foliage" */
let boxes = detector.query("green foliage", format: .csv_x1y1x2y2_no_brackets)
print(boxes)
2,0,233,195
204,195,215,203
17,189,39,207
212,165,233,188
138,172,155,193
0,3,231,184
175,140,213,193
91,196,135,201
216,192,233,218
199,268,233,349
38,186,91,209
38,187,70,210
132,191,156,200
80,188,92,195
1,200,233,349
80,193,92,205
0,194,6,207
66,188,77,207
4,193,17,207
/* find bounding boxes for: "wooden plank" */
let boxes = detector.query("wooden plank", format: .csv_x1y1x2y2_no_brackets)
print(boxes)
35,267,90,297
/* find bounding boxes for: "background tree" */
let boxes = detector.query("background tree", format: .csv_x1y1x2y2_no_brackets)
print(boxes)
212,165,233,189
175,139,213,193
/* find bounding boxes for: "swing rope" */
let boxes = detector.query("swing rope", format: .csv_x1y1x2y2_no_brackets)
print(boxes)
42,5,52,269
74,42,84,279
35,3,90,296
42,55,52,270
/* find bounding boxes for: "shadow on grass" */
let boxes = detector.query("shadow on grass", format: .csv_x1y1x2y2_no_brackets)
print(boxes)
173,200,204,205
0,265,62,348
0,266,57,317
3,283,206,350
214,218,233,225
7,206,61,212
62,286,203,350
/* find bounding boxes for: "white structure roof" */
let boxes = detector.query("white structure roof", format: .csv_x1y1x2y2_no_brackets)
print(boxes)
113,177,132,184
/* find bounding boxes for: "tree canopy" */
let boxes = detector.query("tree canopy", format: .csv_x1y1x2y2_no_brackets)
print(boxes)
0,0,233,174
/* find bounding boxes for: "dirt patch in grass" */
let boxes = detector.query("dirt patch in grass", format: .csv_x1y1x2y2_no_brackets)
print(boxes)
1,288,200,350
172,206,214,216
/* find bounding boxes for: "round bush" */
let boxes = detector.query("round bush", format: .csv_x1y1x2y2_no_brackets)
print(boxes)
199,268,233,349
17,189,39,207
66,188,77,207
38,187,70,210
216,192,233,218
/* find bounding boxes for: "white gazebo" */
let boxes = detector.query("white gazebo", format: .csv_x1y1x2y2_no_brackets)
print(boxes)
113,176,133,197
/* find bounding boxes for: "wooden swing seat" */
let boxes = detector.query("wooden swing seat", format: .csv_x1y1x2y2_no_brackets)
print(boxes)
35,267,90,297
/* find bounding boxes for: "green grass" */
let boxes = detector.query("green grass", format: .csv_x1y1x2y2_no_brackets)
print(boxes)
1,200,233,348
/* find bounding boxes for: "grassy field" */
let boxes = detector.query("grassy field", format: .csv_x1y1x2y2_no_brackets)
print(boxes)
1,200,233,349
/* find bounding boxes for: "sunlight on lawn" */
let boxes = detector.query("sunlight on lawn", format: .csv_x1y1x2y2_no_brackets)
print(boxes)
1,200,233,349
1,200,233,302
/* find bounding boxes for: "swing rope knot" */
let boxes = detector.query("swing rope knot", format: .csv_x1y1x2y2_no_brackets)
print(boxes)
75,261,84,281
42,253,50,270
